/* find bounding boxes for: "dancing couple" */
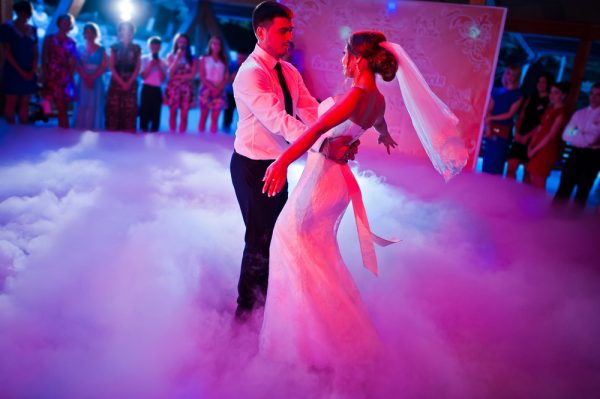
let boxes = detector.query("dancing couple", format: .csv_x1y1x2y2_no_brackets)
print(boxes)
230,1,465,368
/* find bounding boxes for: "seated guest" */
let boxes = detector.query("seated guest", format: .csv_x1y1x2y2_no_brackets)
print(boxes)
525,82,569,189
483,65,523,175
73,22,107,130
553,82,600,208
0,1,38,125
105,21,141,132
42,13,78,128
507,73,552,180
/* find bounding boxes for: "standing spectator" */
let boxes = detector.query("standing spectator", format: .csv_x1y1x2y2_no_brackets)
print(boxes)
506,73,551,180
73,23,107,130
105,22,141,132
139,36,167,132
41,13,77,128
525,82,569,189
198,36,228,133
164,33,196,133
553,82,600,208
483,65,523,175
0,1,38,125
223,52,247,133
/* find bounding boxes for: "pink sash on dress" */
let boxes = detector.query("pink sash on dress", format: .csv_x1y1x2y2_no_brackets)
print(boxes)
340,165,400,276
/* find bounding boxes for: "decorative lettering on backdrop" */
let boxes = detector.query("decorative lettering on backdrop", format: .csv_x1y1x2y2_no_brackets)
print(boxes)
447,10,496,73
310,56,341,73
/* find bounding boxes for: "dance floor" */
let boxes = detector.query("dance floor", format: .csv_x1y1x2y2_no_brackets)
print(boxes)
1,122,599,398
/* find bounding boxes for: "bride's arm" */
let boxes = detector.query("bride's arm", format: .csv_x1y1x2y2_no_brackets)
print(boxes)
262,88,364,197
373,113,398,154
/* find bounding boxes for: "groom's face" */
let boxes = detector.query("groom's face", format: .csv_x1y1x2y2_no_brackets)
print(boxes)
257,17,294,60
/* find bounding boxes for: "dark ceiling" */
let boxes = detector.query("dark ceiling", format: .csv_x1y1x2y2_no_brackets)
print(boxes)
42,0,600,26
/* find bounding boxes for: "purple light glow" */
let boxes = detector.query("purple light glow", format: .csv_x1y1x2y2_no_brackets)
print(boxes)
0,126,599,398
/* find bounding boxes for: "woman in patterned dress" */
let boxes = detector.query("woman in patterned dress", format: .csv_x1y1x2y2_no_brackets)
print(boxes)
105,22,141,132
164,33,197,133
0,1,38,124
41,14,78,128
73,23,107,130
198,36,228,133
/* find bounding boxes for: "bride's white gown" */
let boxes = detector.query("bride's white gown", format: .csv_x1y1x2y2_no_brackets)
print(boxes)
260,105,382,368
260,42,467,369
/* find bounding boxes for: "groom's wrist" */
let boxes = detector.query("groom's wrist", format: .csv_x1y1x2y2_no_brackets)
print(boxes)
320,138,350,164
318,138,329,155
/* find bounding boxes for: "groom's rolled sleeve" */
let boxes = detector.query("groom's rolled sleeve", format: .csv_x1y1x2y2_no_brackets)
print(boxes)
235,66,308,143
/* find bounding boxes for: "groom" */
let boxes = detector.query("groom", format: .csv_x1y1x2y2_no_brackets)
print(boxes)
230,1,358,321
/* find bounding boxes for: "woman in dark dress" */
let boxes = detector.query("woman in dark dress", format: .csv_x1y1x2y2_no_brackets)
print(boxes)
105,22,141,132
41,14,78,128
506,73,552,180
0,1,38,124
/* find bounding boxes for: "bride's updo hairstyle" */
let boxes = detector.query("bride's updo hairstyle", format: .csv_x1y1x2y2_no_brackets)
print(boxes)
347,31,398,82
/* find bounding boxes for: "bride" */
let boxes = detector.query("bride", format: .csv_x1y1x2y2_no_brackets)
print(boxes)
260,31,465,368
260,30,396,368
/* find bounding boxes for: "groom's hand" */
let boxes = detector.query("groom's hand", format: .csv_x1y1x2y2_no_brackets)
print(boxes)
321,136,360,164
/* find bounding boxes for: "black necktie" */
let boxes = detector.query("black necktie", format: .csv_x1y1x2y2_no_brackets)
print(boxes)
274,62,293,116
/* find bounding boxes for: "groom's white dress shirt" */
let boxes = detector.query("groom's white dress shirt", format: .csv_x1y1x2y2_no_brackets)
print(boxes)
233,44,319,160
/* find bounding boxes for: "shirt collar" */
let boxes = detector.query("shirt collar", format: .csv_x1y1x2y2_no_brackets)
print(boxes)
253,43,279,70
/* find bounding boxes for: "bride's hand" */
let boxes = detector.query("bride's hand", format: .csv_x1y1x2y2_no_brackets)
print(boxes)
378,132,398,154
262,159,288,197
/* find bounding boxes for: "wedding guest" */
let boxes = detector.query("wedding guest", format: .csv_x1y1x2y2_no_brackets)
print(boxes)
41,13,77,128
223,52,247,133
164,33,196,133
483,65,523,175
525,82,569,189
73,22,107,130
139,36,167,132
506,73,551,180
198,36,228,133
553,83,600,208
0,1,38,124
105,22,140,132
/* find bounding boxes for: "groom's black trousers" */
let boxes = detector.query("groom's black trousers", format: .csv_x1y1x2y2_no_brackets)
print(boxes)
230,151,288,313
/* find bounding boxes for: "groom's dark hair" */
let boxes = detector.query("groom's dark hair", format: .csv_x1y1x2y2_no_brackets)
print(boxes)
252,1,294,33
